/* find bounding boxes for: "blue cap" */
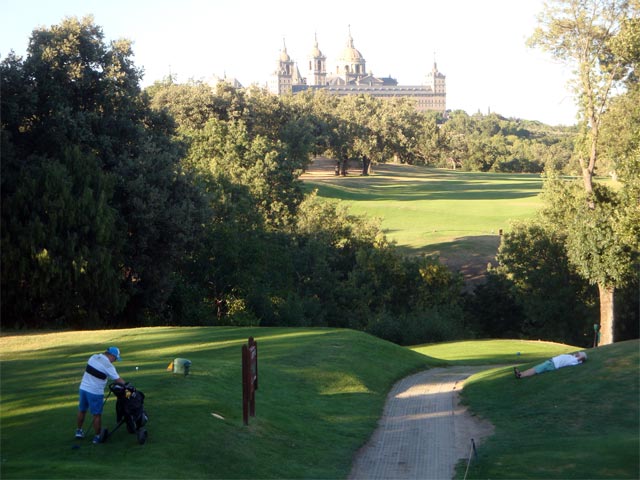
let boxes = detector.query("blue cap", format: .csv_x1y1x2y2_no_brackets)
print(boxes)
107,346,121,361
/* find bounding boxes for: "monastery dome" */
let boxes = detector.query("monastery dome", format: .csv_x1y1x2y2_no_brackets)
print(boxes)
309,34,325,59
340,46,364,62
339,32,364,63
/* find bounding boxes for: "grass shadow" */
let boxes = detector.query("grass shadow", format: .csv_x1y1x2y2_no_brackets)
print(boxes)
396,235,501,286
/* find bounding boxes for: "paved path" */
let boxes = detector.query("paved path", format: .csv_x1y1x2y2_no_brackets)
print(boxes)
349,366,495,480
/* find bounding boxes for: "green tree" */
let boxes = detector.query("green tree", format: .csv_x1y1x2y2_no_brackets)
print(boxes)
147,78,216,131
411,111,443,166
0,148,123,327
1,16,203,326
528,0,638,343
495,221,597,344
539,176,638,343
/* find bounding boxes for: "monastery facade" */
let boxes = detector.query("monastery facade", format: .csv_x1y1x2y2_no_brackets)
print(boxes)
268,29,446,113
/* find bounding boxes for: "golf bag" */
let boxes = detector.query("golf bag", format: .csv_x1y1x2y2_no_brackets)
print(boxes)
104,382,148,444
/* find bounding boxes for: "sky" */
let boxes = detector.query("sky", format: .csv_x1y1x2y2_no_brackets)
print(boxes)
1,0,579,126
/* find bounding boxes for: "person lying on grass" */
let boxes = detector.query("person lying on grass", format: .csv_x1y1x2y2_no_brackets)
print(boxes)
514,351,587,379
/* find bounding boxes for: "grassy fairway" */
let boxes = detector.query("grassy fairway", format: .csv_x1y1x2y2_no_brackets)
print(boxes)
1,330,636,479
302,162,543,252
0,327,432,479
456,340,640,479
302,162,543,281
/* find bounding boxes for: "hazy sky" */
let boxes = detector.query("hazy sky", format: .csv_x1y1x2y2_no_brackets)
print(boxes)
1,0,578,125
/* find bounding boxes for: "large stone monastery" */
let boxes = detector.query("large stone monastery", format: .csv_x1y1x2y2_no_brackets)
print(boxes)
268,29,446,113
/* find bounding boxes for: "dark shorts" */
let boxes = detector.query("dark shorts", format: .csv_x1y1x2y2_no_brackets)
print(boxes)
78,389,104,415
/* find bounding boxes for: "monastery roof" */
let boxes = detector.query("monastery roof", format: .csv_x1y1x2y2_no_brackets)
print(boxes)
292,84,440,97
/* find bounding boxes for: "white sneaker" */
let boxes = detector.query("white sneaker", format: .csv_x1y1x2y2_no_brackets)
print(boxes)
75,428,85,439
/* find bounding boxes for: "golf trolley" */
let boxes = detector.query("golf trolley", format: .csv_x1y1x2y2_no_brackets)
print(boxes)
100,382,148,444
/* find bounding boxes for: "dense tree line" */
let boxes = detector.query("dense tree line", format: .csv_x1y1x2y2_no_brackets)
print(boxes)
436,111,577,173
2,10,637,346
1,17,205,327
1,16,464,344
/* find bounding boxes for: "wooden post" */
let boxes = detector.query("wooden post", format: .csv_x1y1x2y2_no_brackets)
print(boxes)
242,337,258,425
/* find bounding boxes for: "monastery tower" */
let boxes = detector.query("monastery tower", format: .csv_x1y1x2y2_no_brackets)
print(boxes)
307,34,327,87
269,29,446,114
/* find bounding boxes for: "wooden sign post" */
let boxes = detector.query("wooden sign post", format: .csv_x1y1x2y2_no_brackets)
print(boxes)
242,337,258,425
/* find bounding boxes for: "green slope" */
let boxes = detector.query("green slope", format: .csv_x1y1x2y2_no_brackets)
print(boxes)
1,330,636,479
0,327,430,479
457,339,640,479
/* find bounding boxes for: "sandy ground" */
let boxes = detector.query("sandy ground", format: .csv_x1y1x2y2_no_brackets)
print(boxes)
348,366,495,480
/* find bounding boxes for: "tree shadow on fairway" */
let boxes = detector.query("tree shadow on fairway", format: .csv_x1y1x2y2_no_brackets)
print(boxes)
399,235,501,288
302,158,543,202
304,177,542,203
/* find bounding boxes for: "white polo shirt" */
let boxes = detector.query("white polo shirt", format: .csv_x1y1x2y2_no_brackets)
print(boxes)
79,353,120,395
551,354,581,369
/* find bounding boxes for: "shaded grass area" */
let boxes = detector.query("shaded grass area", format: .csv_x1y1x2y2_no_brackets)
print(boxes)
455,340,640,479
0,327,433,479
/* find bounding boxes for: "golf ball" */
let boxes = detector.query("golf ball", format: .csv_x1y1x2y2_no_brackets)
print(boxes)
136,366,139,370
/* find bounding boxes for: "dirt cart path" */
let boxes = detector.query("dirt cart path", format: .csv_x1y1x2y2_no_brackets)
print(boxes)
349,366,495,480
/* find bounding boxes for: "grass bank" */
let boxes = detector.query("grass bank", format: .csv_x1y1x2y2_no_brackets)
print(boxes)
411,338,579,366
0,327,432,479
456,339,640,479
2,329,636,479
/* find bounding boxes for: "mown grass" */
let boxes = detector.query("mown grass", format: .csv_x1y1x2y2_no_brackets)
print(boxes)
302,163,544,257
0,327,432,479
455,339,640,479
1,330,636,479
411,339,580,366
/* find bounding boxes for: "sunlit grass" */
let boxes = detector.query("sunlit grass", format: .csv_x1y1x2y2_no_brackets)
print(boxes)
455,340,639,479
411,339,579,365
303,164,544,256
2,329,636,479
0,327,432,479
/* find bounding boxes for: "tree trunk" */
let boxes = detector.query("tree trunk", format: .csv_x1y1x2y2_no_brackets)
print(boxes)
598,284,615,345
581,164,594,195
362,156,371,176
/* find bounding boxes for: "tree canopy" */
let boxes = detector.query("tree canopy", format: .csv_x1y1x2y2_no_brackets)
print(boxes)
528,0,639,344
2,14,636,347
1,16,204,326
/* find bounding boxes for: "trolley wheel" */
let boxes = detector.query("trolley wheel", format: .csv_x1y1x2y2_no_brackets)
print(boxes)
137,428,148,445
